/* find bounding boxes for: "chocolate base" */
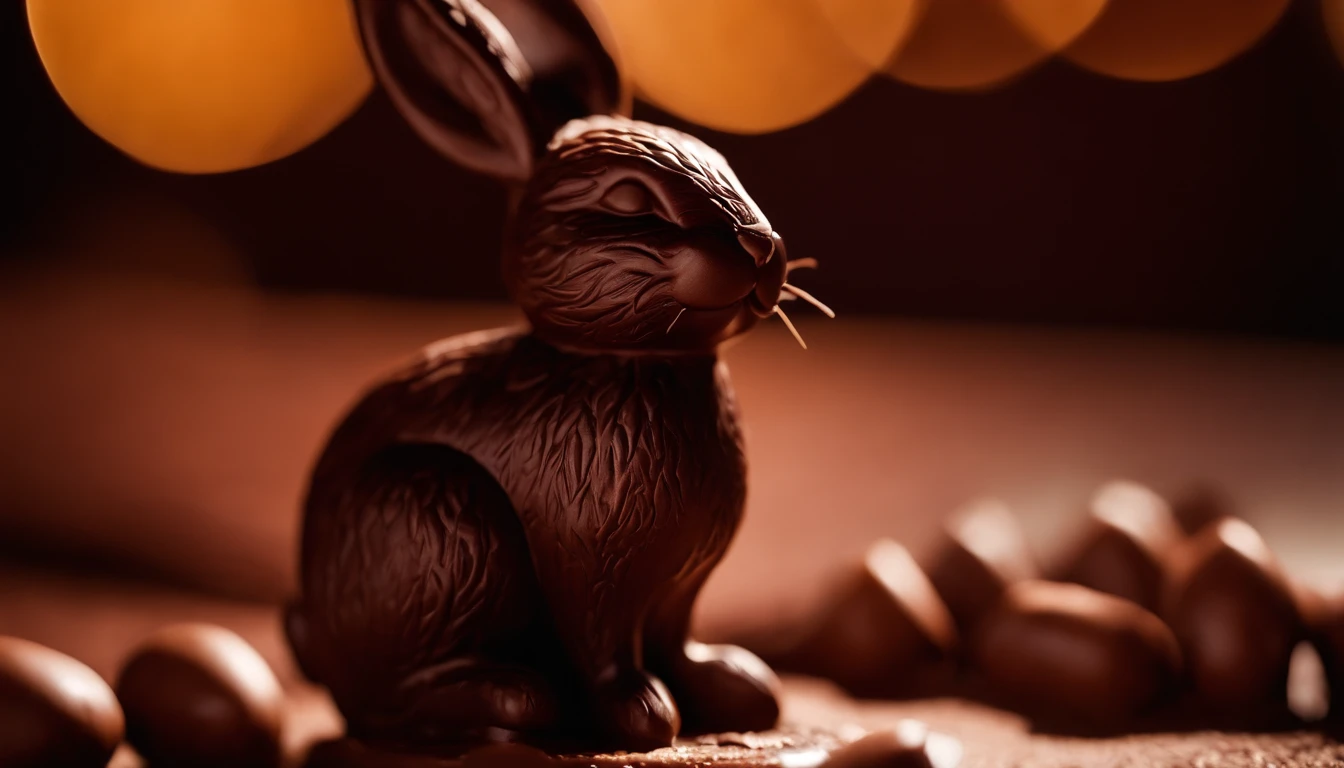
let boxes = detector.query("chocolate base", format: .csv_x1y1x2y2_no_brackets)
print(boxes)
303,730,852,768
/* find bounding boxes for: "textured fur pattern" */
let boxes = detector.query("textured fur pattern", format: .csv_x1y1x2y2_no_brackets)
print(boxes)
505,117,778,352
293,328,750,738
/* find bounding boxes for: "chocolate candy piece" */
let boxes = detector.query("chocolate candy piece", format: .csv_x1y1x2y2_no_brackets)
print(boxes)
1310,592,1344,722
0,636,123,768
777,539,957,698
1163,518,1303,724
1055,481,1182,611
971,580,1182,727
117,623,284,768
925,499,1036,633
823,721,962,768
1285,635,1330,724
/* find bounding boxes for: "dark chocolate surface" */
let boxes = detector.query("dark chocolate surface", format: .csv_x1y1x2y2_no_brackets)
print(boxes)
477,0,629,132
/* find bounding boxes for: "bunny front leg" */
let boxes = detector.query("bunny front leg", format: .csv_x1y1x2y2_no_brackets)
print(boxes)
522,528,686,751
645,563,782,735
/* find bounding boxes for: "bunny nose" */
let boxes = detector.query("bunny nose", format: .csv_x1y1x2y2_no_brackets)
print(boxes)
737,229,775,266
750,232,787,317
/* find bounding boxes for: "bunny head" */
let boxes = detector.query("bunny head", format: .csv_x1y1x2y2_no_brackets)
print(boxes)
356,0,789,353
506,116,786,352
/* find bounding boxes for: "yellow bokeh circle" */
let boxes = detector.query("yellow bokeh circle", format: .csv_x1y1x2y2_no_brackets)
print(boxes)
593,0,920,134
1325,0,1344,68
1062,0,1291,82
28,0,373,174
882,0,1107,91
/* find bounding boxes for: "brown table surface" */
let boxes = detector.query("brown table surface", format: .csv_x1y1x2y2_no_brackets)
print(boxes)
1,268,1342,766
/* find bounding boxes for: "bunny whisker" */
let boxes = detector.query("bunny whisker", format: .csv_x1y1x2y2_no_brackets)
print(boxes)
773,304,807,350
780,283,834,318
665,306,687,335
786,258,818,273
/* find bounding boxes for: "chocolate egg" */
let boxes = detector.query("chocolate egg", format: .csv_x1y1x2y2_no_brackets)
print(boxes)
1055,481,1182,611
116,623,284,768
1163,518,1303,724
1312,592,1344,722
777,539,957,698
971,580,1182,726
924,498,1036,633
0,636,124,768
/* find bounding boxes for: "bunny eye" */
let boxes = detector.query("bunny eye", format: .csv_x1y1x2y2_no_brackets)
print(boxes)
601,180,654,215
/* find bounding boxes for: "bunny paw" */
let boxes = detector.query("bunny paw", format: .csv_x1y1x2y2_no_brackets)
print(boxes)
662,642,781,735
593,668,681,751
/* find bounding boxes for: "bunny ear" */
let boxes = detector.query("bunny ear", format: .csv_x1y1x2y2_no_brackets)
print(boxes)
354,0,629,184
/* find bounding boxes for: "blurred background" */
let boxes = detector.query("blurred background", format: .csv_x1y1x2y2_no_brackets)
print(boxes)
1,0,1341,686
7,0,1344,336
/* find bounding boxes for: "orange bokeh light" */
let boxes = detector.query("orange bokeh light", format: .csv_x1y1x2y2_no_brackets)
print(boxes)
1325,0,1344,68
28,0,372,174
1062,0,1290,82
592,0,919,134
882,0,1107,91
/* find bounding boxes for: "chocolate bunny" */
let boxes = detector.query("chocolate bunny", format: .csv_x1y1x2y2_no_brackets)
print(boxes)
286,0,826,752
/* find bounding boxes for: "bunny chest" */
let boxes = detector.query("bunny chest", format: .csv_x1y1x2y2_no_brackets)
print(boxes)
389,330,749,582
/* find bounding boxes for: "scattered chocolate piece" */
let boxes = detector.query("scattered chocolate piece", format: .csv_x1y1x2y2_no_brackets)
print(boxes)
822,721,962,768
117,623,284,768
1054,481,1182,611
971,580,1182,727
775,539,957,698
0,636,124,768
1163,518,1304,725
1286,641,1330,723
1312,592,1344,723
924,499,1036,633
1169,485,1233,536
